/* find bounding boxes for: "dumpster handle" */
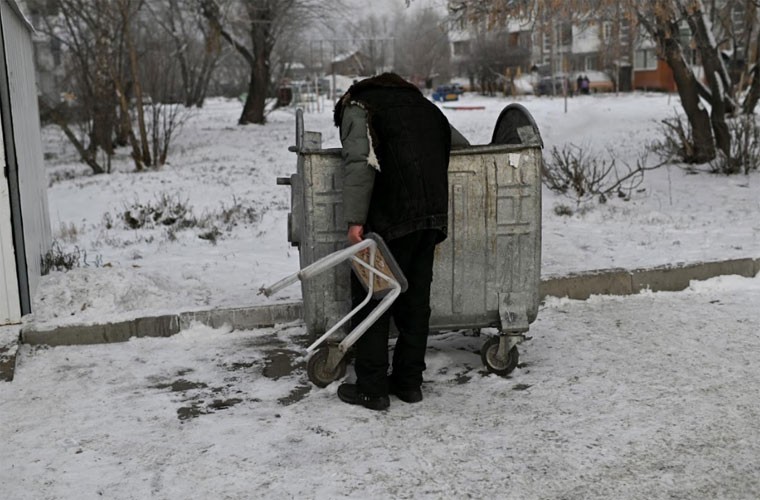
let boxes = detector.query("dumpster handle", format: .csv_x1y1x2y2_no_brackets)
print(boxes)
295,108,304,152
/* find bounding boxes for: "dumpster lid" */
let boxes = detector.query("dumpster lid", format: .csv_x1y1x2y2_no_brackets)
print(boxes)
491,103,543,149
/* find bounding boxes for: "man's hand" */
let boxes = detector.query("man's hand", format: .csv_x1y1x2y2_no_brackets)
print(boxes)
347,224,364,245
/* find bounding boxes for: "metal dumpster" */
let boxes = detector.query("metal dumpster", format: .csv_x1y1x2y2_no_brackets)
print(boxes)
279,104,542,377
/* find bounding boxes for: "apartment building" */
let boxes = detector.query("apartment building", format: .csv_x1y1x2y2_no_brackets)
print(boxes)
447,1,754,93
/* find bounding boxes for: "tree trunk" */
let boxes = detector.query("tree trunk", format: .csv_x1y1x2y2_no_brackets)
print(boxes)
743,12,760,114
678,0,734,157
123,1,152,167
40,99,105,175
239,7,271,125
112,76,144,171
92,32,116,161
744,65,760,114
653,15,716,163
190,47,219,108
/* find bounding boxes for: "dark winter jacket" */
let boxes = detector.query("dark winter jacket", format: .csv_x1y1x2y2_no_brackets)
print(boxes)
334,73,456,242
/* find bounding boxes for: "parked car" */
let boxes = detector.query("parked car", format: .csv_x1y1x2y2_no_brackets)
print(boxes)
450,83,466,94
432,85,460,102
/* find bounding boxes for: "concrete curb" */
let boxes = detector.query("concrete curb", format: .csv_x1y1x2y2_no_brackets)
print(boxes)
540,257,759,300
20,302,303,347
16,258,760,348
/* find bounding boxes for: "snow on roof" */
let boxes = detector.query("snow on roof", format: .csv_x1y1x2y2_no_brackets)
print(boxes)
331,51,365,63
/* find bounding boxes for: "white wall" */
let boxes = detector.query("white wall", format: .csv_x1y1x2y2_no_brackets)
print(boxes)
0,116,21,325
1,0,52,317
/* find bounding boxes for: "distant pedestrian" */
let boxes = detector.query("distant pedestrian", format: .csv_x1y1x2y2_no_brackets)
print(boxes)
580,75,590,95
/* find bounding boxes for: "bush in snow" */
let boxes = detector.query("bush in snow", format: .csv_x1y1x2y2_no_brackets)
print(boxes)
41,241,101,274
215,197,262,229
709,115,760,175
553,204,574,217
651,115,693,164
542,143,660,204
112,192,262,244
122,193,196,230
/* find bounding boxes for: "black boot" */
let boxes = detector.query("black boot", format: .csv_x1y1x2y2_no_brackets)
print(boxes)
390,381,423,403
338,384,390,411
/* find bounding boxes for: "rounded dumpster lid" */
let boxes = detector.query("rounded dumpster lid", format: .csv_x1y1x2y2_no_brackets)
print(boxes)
491,103,543,149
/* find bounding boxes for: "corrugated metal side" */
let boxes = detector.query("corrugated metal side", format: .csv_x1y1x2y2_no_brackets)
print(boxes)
1,1,51,306
0,113,21,324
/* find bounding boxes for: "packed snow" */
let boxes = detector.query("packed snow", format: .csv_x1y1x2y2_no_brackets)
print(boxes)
2,274,759,499
3,88,760,499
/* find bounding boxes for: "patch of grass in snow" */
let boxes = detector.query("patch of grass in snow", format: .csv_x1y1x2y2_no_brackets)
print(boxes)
40,240,102,275
55,221,80,243
106,191,264,245
122,193,195,230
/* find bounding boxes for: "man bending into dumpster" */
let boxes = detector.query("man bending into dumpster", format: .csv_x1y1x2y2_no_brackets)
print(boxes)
333,73,469,411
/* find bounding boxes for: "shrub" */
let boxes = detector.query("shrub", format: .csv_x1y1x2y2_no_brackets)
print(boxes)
40,241,101,274
122,193,195,230
542,143,662,204
651,115,694,164
553,204,574,216
112,193,262,244
709,115,760,175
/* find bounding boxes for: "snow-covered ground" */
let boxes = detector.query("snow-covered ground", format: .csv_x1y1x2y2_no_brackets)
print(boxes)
3,91,760,499
2,274,759,499
33,92,760,328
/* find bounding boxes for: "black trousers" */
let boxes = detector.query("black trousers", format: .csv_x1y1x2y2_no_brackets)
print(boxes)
351,229,439,397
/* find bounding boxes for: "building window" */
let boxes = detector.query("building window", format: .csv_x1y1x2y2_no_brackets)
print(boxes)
634,49,658,70
585,55,597,71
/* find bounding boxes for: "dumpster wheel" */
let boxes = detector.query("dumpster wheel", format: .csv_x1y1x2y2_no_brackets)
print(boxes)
307,346,347,388
481,336,519,376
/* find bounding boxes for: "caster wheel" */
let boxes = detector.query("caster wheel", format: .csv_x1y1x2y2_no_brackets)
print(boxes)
307,347,347,388
481,336,519,376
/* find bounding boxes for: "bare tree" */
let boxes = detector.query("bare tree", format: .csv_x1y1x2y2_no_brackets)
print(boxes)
33,0,126,173
33,0,190,172
636,3,716,163
200,0,337,125
447,0,760,165
394,8,452,83
145,0,224,107
343,14,394,75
